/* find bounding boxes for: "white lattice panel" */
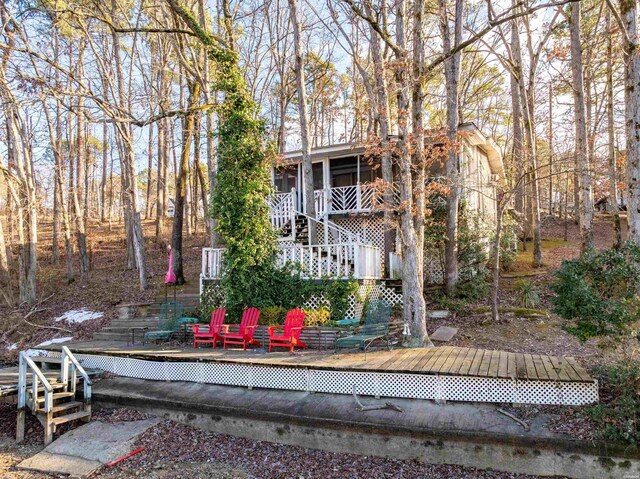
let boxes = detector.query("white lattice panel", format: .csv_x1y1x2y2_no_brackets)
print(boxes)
333,217,385,268
425,249,445,285
44,351,599,406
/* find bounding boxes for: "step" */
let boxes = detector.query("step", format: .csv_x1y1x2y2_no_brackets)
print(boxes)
49,401,83,414
49,410,91,426
34,391,76,404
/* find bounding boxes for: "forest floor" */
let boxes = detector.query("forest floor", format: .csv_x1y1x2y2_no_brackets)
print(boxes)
427,213,636,371
0,406,559,479
0,218,207,364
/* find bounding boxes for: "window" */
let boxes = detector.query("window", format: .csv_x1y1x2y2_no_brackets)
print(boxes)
329,155,381,187
330,157,358,187
274,165,298,193
313,162,324,190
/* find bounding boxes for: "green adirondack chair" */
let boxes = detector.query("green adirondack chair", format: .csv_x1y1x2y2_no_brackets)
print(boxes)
335,300,392,352
143,301,187,344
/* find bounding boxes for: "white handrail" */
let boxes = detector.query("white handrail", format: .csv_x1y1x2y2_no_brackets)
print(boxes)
18,353,53,415
61,346,92,405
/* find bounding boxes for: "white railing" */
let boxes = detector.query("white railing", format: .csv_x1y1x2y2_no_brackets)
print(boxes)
389,252,402,280
201,243,382,284
18,353,53,418
16,346,92,443
201,247,224,281
269,190,296,233
61,346,92,407
278,243,356,278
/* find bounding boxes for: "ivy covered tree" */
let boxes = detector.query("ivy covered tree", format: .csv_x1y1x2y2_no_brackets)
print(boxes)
166,0,277,316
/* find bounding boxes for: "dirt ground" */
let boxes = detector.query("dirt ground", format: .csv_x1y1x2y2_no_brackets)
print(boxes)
426,213,638,370
0,219,206,364
0,408,557,479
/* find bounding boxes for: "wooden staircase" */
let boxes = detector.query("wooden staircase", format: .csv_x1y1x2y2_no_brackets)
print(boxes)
17,347,93,446
92,283,201,342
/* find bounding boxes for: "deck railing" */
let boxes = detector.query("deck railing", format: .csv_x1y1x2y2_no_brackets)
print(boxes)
201,243,382,285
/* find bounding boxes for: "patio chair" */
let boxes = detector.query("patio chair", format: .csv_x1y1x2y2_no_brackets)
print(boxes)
143,301,185,344
191,307,227,348
334,300,392,352
222,307,261,350
268,308,307,352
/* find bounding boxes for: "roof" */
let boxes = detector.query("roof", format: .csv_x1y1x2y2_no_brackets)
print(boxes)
282,123,505,180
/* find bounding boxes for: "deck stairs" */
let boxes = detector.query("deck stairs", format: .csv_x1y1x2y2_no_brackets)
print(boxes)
17,347,93,446
93,282,200,342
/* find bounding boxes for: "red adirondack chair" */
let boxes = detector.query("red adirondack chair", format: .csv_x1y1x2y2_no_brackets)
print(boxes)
222,307,261,350
191,307,227,348
268,308,307,352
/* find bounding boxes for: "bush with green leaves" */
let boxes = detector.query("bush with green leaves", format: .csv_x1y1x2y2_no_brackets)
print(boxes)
550,242,640,340
586,361,640,445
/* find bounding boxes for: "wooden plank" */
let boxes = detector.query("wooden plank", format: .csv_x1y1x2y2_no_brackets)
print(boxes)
565,357,592,381
456,348,478,376
421,346,452,373
487,350,501,378
532,355,550,380
406,348,435,371
413,347,444,372
384,348,419,372
477,350,493,377
432,347,458,373
359,349,404,370
506,352,517,379
468,349,486,376
523,354,538,380
548,356,572,381
540,355,559,381
515,354,528,379
439,348,466,374
444,347,469,375
393,348,425,371
497,351,509,379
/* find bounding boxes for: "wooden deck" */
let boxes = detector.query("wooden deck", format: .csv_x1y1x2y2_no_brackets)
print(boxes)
40,340,593,383
0,364,101,398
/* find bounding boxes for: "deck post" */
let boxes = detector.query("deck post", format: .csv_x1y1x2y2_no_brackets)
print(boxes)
16,353,27,443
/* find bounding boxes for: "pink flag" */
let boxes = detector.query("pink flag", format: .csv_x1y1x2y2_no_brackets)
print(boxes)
165,247,176,284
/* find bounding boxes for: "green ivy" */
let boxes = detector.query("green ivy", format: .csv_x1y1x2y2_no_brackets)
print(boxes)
176,4,359,322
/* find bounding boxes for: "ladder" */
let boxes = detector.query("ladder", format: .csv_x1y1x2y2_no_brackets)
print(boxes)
16,346,92,446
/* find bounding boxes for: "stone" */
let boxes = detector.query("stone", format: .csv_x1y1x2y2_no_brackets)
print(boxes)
17,418,159,477
430,326,459,342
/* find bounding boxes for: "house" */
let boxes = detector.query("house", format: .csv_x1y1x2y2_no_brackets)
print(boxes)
201,122,505,293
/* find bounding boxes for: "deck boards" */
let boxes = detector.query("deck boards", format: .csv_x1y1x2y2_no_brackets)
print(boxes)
36,340,594,383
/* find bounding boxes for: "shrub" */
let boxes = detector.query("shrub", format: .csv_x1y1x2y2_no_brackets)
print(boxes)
586,361,640,445
514,279,540,308
260,306,287,326
549,242,640,340
304,308,332,327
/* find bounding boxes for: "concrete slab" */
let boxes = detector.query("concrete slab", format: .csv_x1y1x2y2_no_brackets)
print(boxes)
430,325,458,342
17,418,159,477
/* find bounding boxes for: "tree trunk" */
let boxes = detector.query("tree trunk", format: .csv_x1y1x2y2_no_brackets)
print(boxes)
606,10,622,248
621,0,640,243
288,0,317,244
569,1,594,252
440,0,463,295
395,0,431,347
171,82,200,285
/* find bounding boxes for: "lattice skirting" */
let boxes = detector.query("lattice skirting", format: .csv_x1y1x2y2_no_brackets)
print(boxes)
45,352,598,406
